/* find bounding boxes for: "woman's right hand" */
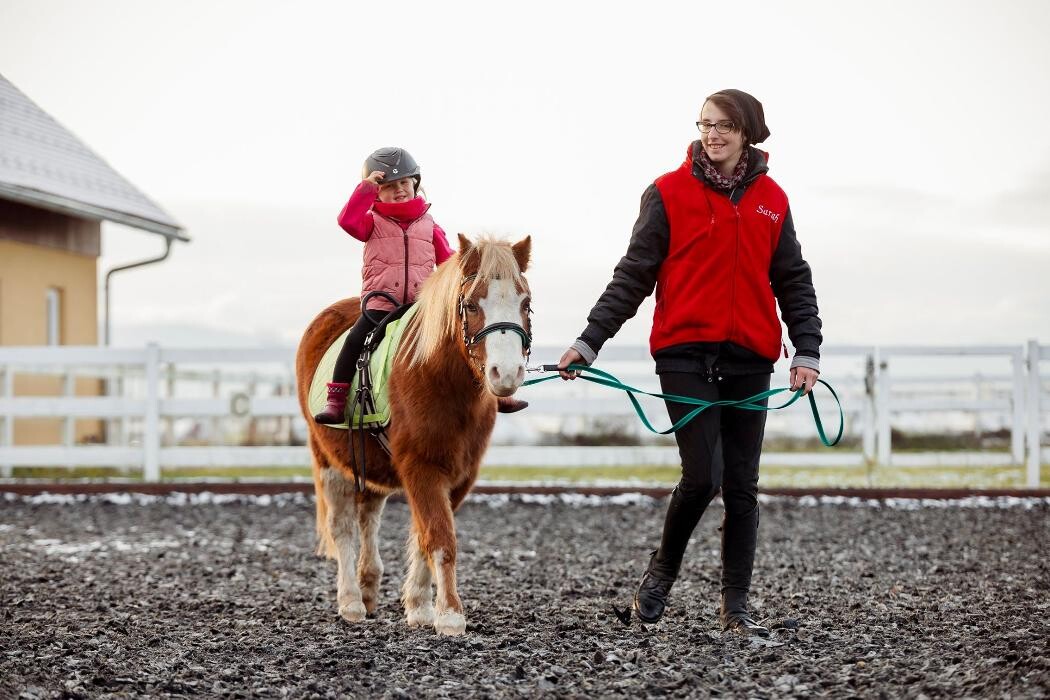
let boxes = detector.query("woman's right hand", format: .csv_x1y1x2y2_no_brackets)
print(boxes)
558,348,585,380
364,170,385,185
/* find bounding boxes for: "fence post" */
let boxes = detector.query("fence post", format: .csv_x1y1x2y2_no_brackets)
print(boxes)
876,350,891,466
973,371,985,442
144,343,161,481
63,370,75,468
211,369,222,446
246,371,258,445
0,367,12,477
114,366,131,447
862,352,876,464
1011,348,1026,465
1027,339,1042,488
104,369,115,449
279,379,291,445
164,363,176,447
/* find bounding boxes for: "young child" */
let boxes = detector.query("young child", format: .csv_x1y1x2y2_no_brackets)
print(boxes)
314,146,527,423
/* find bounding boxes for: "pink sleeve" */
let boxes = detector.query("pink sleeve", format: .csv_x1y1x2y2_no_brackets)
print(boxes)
336,181,379,241
432,223,455,264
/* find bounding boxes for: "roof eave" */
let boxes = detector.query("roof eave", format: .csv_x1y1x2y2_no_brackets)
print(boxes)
0,184,190,242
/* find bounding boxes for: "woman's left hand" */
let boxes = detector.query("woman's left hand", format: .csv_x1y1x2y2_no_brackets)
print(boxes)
790,367,819,396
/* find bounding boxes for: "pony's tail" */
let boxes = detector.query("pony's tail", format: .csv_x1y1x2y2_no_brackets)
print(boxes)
310,435,337,559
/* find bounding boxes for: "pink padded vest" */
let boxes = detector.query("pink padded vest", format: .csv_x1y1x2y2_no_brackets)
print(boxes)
361,209,437,312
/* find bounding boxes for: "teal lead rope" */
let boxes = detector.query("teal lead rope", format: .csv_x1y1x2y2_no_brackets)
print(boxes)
523,363,844,447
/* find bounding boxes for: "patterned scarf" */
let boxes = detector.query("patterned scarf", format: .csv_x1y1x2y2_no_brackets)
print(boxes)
698,146,750,191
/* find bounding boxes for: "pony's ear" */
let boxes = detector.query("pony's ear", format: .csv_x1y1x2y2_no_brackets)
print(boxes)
512,235,532,273
457,233,473,257
458,233,480,276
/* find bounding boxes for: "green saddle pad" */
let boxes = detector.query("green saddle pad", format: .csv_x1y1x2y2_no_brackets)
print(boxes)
307,305,419,430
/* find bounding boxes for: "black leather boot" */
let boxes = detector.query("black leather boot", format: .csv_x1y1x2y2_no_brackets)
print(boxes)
720,501,758,588
633,551,677,623
720,587,769,637
718,501,768,635
633,486,707,623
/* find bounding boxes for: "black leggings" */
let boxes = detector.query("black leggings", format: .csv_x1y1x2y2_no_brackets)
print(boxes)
654,371,770,593
331,304,412,385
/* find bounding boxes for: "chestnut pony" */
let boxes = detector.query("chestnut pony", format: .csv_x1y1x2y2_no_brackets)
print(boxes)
296,234,532,636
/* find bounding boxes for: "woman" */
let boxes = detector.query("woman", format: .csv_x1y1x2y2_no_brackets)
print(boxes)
559,89,822,635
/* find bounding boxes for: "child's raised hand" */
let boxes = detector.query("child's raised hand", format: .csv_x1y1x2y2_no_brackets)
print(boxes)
364,170,386,185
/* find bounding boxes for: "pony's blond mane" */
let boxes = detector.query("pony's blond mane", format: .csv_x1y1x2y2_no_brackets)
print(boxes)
400,237,525,367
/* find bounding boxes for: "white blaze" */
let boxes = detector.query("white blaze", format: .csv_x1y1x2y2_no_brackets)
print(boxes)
478,278,528,396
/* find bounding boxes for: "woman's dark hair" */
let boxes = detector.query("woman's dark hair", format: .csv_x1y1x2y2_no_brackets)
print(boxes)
703,93,747,140
703,89,771,145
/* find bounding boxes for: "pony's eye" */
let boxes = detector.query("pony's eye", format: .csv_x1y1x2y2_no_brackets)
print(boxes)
521,299,532,313
465,303,479,314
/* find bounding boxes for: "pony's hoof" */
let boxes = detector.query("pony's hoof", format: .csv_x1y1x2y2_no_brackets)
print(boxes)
405,605,435,627
434,611,466,636
338,602,367,623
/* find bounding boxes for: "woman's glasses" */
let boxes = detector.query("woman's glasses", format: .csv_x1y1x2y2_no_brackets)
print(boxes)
696,120,736,134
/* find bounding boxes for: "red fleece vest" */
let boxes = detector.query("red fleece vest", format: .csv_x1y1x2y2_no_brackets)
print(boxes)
651,159,789,361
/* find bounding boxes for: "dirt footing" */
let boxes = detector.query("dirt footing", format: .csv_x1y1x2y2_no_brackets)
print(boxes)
1,489,1047,697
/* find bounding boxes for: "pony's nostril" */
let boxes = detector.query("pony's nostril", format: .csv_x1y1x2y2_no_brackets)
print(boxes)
488,366,500,383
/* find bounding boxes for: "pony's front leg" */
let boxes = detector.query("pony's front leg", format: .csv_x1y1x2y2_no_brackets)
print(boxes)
430,543,465,636
402,478,465,636
320,468,367,622
401,527,434,627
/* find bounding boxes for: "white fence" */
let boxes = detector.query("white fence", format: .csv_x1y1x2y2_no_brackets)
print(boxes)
0,342,1048,486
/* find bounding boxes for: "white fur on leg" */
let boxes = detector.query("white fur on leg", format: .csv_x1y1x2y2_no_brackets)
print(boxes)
406,605,435,628
339,601,368,622
357,496,386,615
401,530,434,627
321,469,365,623
431,549,466,636
434,610,466,636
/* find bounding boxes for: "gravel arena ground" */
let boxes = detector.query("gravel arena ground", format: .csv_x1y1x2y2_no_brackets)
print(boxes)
1,491,1048,698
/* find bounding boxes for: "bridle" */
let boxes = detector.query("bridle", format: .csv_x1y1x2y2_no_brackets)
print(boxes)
458,274,532,361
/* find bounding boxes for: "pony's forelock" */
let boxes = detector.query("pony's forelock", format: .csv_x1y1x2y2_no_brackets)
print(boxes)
401,237,525,367
465,237,525,298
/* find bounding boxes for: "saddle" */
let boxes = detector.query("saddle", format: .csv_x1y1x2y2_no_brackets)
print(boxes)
307,303,419,432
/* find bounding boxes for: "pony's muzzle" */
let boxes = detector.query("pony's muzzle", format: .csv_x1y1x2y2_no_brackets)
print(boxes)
487,362,525,396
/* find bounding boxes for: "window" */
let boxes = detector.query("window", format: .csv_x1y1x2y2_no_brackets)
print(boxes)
46,287,62,346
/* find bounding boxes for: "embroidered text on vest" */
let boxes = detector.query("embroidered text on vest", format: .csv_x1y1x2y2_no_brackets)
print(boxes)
756,205,780,223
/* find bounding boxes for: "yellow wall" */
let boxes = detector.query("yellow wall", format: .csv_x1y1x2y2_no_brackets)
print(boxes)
0,238,103,444
0,239,98,345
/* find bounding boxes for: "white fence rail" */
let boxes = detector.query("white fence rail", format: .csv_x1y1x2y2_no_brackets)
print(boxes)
0,341,1047,486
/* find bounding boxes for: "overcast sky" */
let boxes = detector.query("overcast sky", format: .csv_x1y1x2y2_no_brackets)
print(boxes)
2,0,1049,355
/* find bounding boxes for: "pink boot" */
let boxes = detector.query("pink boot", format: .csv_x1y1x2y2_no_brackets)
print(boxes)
314,382,351,424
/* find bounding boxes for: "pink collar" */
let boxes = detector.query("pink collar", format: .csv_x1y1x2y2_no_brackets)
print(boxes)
372,196,429,221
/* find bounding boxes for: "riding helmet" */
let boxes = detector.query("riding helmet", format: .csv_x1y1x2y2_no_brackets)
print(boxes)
365,147,421,186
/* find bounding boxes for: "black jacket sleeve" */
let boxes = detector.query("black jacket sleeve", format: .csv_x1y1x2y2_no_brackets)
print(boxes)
578,184,670,354
769,207,822,358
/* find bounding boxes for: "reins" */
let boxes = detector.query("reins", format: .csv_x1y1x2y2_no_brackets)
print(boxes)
523,363,844,447
347,291,400,493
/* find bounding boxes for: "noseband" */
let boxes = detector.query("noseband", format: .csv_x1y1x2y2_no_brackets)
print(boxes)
458,274,532,358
